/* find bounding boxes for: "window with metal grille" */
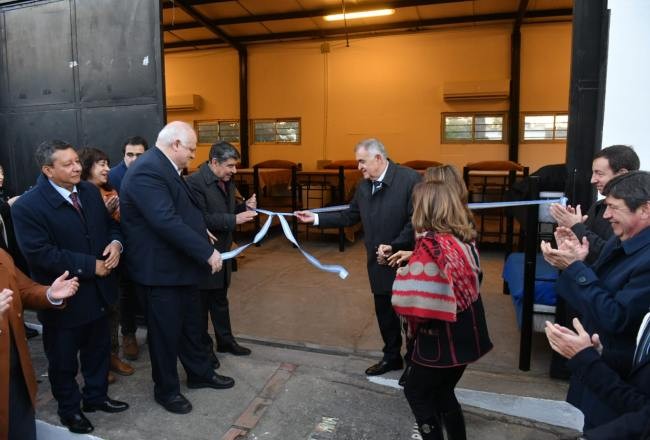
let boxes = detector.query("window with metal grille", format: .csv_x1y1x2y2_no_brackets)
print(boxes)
522,113,568,141
252,118,301,144
441,113,506,143
195,120,240,144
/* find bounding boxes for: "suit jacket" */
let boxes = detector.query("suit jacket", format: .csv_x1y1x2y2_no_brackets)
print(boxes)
318,162,421,295
11,175,120,328
556,227,650,427
108,161,127,194
120,147,214,286
0,250,54,440
186,163,246,290
568,343,650,439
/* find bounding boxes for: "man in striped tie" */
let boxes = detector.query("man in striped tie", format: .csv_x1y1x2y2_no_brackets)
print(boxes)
545,314,650,440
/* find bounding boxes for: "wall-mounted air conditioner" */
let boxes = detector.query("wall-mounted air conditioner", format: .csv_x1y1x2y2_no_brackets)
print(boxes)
167,94,202,111
442,80,510,101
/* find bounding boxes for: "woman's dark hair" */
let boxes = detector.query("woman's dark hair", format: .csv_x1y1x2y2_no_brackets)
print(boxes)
78,147,110,185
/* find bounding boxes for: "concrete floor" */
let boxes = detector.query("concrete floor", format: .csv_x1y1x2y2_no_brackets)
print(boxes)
25,226,581,439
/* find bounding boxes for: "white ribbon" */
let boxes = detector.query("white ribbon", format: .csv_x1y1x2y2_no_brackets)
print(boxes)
219,197,566,279
220,208,349,280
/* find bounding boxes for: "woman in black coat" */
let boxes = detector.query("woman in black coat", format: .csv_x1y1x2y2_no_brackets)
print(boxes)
391,180,492,440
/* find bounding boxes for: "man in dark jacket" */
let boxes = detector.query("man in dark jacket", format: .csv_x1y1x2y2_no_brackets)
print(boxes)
296,138,421,376
550,145,639,264
542,171,650,430
186,141,257,361
120,121,234,415
546,315,650,440
12,141,128,434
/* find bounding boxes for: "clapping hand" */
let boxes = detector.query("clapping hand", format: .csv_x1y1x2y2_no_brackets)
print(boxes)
49,271,80,301
541,227,589,270
549,204,587,228
545,318,602,359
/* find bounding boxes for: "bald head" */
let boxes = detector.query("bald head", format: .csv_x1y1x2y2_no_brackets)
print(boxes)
156,121,197,170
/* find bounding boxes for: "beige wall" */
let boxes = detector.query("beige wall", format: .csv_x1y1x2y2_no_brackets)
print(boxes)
165,21,571,172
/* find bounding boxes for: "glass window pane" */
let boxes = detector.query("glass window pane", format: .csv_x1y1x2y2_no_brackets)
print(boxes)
218,121,240,142
276,120,299,143
196,121,220,144
475,116,503,140
444,116,472,140
524,115,555,140
254,121,276,143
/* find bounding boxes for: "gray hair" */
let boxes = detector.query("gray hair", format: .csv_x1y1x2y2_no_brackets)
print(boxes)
156,121,195,148
35,140,75,167
355,138,388,159
209,141,240,164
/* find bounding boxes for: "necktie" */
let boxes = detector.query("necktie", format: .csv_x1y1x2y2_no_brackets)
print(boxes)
372,180,382,195
69,192,83,217
634,319,650,367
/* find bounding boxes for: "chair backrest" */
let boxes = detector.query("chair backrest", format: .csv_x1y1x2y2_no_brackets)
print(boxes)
254,160,302,171
465,160,525,171
323,160,358,170
401,160,443,170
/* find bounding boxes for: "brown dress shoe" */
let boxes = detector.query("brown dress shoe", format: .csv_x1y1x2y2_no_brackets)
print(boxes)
110,354,135,376
122,334,139,360
107,371,116,385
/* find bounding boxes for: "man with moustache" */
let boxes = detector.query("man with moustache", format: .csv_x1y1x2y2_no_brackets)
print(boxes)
12,140,127,434
186,141,257,362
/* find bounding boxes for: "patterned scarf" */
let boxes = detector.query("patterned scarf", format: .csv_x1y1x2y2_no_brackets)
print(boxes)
392,232,481,322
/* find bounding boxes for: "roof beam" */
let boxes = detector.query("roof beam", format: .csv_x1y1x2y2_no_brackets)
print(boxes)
164,7,572,49
171,0,243,50
162,0,468,31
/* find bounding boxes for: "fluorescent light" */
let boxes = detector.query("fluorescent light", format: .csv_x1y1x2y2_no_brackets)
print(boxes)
323,8,395,22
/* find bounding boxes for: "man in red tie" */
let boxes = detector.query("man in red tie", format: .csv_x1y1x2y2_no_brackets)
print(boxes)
12,140,128,434
186,141,257,362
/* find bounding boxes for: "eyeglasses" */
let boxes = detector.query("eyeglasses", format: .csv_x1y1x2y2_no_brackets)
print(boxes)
125,152,143,158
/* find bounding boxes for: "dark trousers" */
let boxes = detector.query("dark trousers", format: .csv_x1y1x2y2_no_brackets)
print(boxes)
373,294,402,361
42,316,110,417
119,274,140,335
404,363,466,423
140,284,214,400
9,333,36,440
200,287,234,352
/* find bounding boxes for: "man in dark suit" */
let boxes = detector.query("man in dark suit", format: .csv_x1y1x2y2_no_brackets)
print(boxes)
120,121,234,415
542,171,650,430
546,316,650,439
296,138,421,376
186,142,257,361
11,140,128,434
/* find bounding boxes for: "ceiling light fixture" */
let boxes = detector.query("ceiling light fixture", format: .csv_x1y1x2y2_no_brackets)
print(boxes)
323,8,395,22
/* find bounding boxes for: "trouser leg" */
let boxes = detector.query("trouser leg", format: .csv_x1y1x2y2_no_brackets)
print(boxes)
211,287,234,347
373,293,402,361
79,316,111,405
144,285,185,400
178,287,214,381
8,333,36,440
119,275,139,335
199,289,216,355
43,325,83,417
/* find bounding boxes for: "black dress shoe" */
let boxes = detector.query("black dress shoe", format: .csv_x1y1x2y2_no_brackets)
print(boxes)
217,341,251,356
187,373,235,390
60,412,94,434
155,393,193,414
83,397,129,413
398,365,411,386
365,359,403,376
